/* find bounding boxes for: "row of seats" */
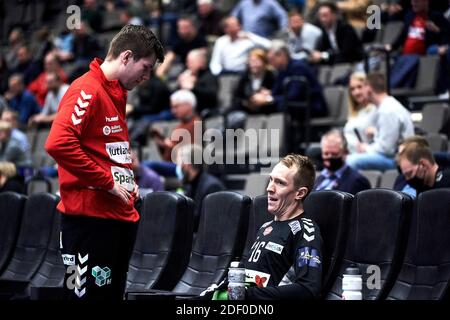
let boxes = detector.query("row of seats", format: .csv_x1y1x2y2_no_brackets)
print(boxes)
1,189,450,300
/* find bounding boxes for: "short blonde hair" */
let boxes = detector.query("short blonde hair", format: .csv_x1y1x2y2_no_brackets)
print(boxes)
0,161,17,178
280,154,316,196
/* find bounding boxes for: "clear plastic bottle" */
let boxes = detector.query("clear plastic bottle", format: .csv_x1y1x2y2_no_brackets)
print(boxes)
342,265,363,300
227,261,246,300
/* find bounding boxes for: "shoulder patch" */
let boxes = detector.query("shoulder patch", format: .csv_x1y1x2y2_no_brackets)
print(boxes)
71,90,92,125
261,221,273,229
288,220,301,235
302,218,315,242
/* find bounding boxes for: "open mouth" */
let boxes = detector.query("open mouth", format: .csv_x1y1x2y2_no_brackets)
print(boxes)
268,196,278,205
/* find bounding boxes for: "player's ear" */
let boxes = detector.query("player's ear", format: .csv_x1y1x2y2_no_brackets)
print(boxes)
295,187,308,201
121,50,133,65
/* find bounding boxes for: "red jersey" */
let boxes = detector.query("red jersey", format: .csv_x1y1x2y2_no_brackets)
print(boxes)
45,58,139,222
402,14,427,55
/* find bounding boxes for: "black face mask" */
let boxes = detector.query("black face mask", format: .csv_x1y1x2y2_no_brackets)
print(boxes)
324,157,344,172
407,176,426,191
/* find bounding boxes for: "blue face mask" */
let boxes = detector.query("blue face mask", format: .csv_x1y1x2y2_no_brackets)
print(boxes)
175,165,184,181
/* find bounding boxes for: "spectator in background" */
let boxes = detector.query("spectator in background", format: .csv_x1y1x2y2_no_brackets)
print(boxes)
177,49,218,113
131,150,164,194
347,72,414,171
233,48,276,114
0,54,10,95
10,45,41,85
336,0,373,30
314,129,371,194
5,28,25,71
28,52,68,107
71,21,103,66
4,74,40,128
231,0,288,38
343,72,378,154
209,16,272,76
0,121,31,167
197,0,225,37
276,10,323,61
1,109,29,153
176,143,225,231
28,72,69,128
82,0,104,33
253,41,327,117
0,161,25,194
309,2,364,65
397,135,450,194
156,15,208,79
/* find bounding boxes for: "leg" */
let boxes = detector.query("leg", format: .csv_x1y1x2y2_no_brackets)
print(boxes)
346,153,396,171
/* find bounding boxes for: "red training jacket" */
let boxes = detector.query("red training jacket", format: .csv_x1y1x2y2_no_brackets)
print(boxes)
45,58,139,222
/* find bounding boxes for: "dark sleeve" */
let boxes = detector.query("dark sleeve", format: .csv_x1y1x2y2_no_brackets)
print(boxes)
352,174,371,194
246,221,323,300
193,71,218,110
333,24,364,64
391,13,411,51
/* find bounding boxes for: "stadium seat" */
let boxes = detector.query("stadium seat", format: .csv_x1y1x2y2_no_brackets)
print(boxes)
127,191,251,299
359,170,382,188
379,169,399,189
326,189,413,300
386,189,450,300
0,192,27,275
310,86,347,128
420,103,449,135
126,192,194,292
424,133,448,152
304,191,353,296
242,173,269,198
0,193,59,298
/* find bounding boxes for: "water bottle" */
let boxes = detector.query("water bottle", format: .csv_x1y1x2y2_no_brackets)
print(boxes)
342,265,362,300
227,261,246,300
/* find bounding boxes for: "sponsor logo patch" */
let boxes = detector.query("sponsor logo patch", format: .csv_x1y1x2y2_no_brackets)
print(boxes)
263,226,273,236
288,220,301,235
265,241,284,254
245,269,271,288
62,254,76,266
103,126,111,135
92,266,112,287
105,115,119,123
111,166,135,192
106,141,132,164
297,247,321,268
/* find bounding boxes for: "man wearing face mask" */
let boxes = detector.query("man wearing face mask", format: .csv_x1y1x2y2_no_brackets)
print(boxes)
175,143,225,231
397,137,450,194
314,129,371,194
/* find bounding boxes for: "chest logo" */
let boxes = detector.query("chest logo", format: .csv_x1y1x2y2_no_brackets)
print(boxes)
263,226,273,236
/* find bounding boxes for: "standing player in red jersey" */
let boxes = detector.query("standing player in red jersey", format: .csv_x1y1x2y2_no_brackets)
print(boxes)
45,25,164,300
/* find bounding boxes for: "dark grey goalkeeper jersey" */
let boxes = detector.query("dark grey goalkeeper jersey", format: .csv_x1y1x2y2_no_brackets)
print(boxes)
244,216,323,300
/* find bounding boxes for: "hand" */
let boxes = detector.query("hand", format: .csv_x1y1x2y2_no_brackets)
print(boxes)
425,21,440,33
108,181,131,204
356,142,368,153
132,183,140,202
365,126,377,139
309,51,322,63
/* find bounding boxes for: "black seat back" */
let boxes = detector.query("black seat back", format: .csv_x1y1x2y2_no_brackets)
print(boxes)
387,189,450,300
303,190,353,295
127,192,194,291
242,195,273,260
326,189,413,300
172,191,251,295
0,192,27,274
0,193,59,282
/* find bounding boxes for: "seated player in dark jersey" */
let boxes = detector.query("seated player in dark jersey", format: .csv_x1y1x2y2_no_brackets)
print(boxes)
244,154,323,300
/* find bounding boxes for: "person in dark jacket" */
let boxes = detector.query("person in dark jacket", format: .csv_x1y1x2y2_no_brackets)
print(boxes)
314,129,371,194
176,144,225,231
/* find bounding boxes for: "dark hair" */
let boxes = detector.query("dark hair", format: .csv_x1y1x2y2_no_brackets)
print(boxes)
280,154,316,197
366,72,387,94
107,25,165,63
397,139,435,165
318,1,339,13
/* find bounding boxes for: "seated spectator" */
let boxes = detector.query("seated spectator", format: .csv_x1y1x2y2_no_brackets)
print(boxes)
209,16,272,76
131,150,163,194
233,48,276,114
253,41,327,117
82,0,104,33
10,45,41,85
197,0,225,37
0,161,25,194
343,72,378,154
177,49,218,113
347,72,414,171
309,1,364,65
314,129,371,194
276,10,322,61
156,15,208,79
397,135,450,194
0,121,31,167
145,90,201,176
28,72,69,128
231,0,288,38
175,143,225,231
4,74,40,128
27,52,68,107
1,109,29,153
4,28,25,71
0,53,10,94
336,0,373,30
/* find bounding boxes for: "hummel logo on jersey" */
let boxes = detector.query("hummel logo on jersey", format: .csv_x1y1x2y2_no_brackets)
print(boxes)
71,90,92,126
302,218,315,242
106,115,119,123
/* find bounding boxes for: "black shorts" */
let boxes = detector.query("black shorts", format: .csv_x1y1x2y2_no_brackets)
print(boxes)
60,213,138,300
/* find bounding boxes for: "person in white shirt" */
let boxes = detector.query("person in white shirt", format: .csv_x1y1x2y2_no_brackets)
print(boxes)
28,72,69,127
209,16,272,76
346,72,414,171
